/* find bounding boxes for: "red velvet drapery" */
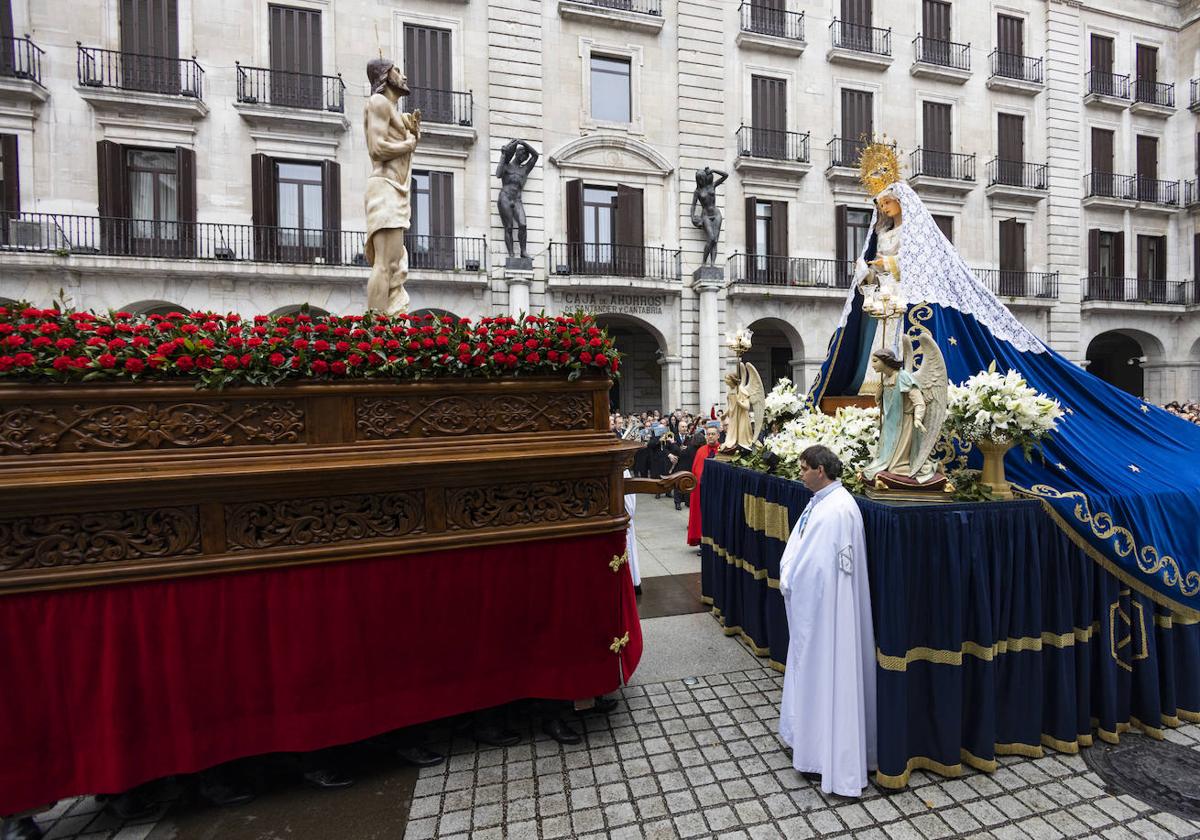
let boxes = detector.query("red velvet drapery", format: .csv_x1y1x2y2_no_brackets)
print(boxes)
0,531,640,816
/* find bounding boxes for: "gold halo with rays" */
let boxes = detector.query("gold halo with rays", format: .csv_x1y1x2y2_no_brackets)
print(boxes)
858,138,902,197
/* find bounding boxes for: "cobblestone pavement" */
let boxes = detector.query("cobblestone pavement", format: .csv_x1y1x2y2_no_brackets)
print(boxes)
18,496,1200,839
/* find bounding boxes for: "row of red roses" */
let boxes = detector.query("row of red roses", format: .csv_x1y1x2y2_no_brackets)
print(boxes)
0,306,619,381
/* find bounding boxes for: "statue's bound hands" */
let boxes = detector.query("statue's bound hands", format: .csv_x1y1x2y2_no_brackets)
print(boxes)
914,418,926,432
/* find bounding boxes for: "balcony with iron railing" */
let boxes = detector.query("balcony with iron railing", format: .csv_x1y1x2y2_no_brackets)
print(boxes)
908,148,976,193
236,64,345,113
1083,173,1179,208
557,0,664,33
76,43,204,99
1083,276,1193,306
0,36,45,88
1084,70,1130,107
1131,79,1175,115
727,254,853,290
403,87,474,127
911,36,970,80
736,125,810,163
826,136,867,169
737,3,805,52
827,19,892,67
0,213,488,274
546,242,681,283
974,269,1059,300
988,157,1046,190
987,50,1043,92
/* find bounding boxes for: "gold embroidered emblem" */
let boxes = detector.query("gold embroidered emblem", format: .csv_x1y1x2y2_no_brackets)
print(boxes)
1109,594,1148,673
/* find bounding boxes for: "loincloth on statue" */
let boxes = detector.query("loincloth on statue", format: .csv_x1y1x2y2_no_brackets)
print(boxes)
364,175,411,265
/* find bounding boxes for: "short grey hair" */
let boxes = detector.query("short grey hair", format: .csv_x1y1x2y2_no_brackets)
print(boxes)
799,445,843,480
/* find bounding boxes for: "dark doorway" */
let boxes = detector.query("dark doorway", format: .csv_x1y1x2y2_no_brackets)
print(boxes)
1086,332,1145,398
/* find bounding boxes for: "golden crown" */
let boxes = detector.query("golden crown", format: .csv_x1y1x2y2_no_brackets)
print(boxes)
858,139,902,196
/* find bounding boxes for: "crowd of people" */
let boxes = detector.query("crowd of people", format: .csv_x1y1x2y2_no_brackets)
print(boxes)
610,409,727,509
1164,401,1200,424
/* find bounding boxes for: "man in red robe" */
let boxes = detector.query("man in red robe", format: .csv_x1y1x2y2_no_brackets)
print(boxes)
687,422,722,546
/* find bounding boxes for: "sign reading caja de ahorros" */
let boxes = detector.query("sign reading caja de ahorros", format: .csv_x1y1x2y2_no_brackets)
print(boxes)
557,292,666,316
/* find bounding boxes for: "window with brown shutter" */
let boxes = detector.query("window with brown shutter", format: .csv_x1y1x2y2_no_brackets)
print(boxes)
997,113,1024,185
405,24,453,123
1136,135,1158,202
998,219,1026,295
565,179,583,271
0,0,14,77
922,102,952,178
1090,35,1113,76
0,133,16,245
751,75,787,159
931,214,953,243
840,89,873,165
270,5,322,108
922,0,951,65
1089,128,1115,197
120,0,179,93
410,170,453,269
616,184,644,277
1135,44,1157,101
320,158,340,264
251,152,278,261
1136,234,1166,301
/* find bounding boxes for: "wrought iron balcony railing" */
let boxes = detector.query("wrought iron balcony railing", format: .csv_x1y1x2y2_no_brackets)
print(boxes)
1133,177,1180,206
236,64,345,113
827,136,869,168
0,36,45,86
728,254,854,288
1186,180,1199,208
974,269,1059,299
1083,276,1192,305
1084,173,1178,205
1085,70,1130,99
912,36,970,71
738,2,804,41
989,49,1042,84
986,158,1048,190
76,43,204,99
547,242,681,281
910,148,975,181
0,212,487,271
736,126,810,163
568,0,662,15
1133,79,1175,108
829,19,891,56
403,87,474,126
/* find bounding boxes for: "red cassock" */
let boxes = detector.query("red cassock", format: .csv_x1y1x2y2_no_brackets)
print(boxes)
686,444,719,546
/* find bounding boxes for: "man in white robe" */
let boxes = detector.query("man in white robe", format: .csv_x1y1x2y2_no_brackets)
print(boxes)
778,444,877,797
623,469,642,592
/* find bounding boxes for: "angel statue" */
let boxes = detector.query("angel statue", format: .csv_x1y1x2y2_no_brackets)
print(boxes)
721,361,766,453
861,328,948,489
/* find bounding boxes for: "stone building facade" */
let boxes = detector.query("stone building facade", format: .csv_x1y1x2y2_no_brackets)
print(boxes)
0,0,1198,410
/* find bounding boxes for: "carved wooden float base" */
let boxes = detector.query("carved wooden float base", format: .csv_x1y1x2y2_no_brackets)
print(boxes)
0,376,637,594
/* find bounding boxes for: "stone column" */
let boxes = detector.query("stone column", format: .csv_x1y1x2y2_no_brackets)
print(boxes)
692,267,723,414
660,354,683,412
789,359,807,392
505,257,534,319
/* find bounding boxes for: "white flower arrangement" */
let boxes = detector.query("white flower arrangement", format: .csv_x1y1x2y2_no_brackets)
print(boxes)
762,378,807,425
762,405,881,477
726,326,753,356
946,367,1063,454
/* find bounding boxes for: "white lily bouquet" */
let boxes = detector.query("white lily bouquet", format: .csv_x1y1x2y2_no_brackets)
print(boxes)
946,367,1064,457
763,405,881,477
762,378,807,426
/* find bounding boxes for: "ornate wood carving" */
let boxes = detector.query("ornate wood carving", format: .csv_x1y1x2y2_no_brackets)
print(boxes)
225,491,426,551
0,507,202,571
0,401,305,456
446,477,610,530
356,393,593,439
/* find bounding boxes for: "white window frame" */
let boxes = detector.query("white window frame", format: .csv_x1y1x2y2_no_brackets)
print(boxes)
578,37,644,135
393,9,466,95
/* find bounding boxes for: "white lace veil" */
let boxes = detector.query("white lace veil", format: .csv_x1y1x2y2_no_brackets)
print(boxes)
838,181,1046,355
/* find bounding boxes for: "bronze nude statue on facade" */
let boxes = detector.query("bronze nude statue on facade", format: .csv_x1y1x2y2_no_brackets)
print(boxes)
690,166,727,266
363,58,421,314
496,139,539,260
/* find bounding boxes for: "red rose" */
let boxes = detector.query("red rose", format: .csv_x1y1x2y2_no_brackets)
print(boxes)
269,352,286,367
176,355,194,371
97,353,117,369
156,321,173,332
293,338,309,350
31,336,51,348
356,341,371,352
422,338,435,349
247,338,263,348
180,323,199,334
202,321,218,331
5,335,24,347
0,356,13,371
405,356,415,364
525,352,540,363
547,350,559,363
73,356,89,368
195,356,215,370
55,338,77,351
131,336,151,348
198,338,215,349
347,354,364,367
228,337,244,349
124,358,145,373
594,353,609,367
386,339,400,350
458,354,471,365
52,355,73,371
472,355,485,367
240,353,252,366
336,341,351,353
291,357,303,368
146,355,164,369
314,340,330,352
311,359,330,374
435,335,449,347
221,354,240,370
580,351,593,364
330,361,347,375
589,337,602,347
492,352,506,365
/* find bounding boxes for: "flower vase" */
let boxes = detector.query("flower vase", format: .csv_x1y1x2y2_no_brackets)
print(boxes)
976,440,1015,500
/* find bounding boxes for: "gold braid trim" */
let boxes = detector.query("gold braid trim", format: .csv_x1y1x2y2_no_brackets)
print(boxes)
1018,486,1200,619
742,494,792,543
702,536,780,589
876,623,1101,672
708,605,785,672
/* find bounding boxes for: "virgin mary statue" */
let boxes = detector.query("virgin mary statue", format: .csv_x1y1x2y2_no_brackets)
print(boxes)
812,142,1200,619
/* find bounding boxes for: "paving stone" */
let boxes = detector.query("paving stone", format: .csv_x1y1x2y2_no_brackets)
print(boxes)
882,821,924,840
539,793,568,816
402,816,437,840
407,795,441,820
441,788,473,812
571,808,605,834
694,782,727,808
807,808,845,834
747,824,786,840
733,799,769,825
436,810,470,835
506,797,535,822
610,826,646,840
776,816,816,838
673,811,709,838
720,778,755,800
636,795,669,820
1091,796,1138,822
471,803,503,829
540,814,571,838
937,805,980,834
666,789,698,815
570,787,600,810
600,782,631,803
